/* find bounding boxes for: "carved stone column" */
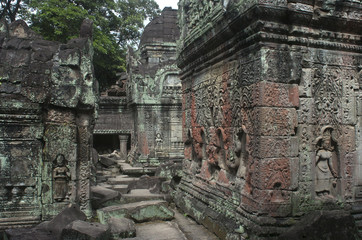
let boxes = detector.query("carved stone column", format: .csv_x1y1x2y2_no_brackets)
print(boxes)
119,135,129,160
76,113,92,217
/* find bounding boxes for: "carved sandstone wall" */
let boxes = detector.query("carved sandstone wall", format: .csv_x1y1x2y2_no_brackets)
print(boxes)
0,19,97,228
175,0,362,239
128,7,183,165
94,8,183,166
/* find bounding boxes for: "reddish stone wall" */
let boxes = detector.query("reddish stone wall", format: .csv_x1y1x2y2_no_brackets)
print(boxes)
175,0,362,239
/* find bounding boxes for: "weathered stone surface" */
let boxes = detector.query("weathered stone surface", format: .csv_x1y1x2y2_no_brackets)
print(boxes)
93,7,183,167
135,222,186,240
120,189,165,204
99,155,118,167
175,0,362,239
37,204,87,238
91,186,121,210
4,228,53,240
155,161,183,181
97,200,174,224
278,210,360,240
108,217,136,239
61,220,110,240
126,175,166,193
0,19,97,226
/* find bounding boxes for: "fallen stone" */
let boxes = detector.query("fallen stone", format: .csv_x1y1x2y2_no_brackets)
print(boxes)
99,155,118,167
91,186,121,209
4,228,53,240
121,189,164,204
112,184,128,194
278,210,360,240
155,161,183,180
36,204,87,238
108,217,136,239
127,175,166,194
108,176,139,185
61,220,110,240
97,200,174,224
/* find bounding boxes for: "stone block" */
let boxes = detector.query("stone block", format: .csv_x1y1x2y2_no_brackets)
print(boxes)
251,158,298,191
99,155,117,167
91,186,121,210
59,49,81,66
37,204,87,238
61,220,111,240
246,82,299,108
249,136,299,158
241,188,292,217
261,48,302,84
4,227,53,240
127,175,166,193
279,210,360,240
49,85,79,108
0,49,30,67
97,200,174,224
108,217,136,239
244,107,298,136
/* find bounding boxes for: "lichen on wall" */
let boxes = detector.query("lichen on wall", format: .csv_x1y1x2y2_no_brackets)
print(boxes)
175,0,362,239
94,8,183,166
0,18,98,228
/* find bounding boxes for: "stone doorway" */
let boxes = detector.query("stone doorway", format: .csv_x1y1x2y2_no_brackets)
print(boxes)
93,134,120,155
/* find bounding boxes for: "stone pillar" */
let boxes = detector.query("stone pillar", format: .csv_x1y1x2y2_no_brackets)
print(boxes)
76,113,92,218
119,135,129,160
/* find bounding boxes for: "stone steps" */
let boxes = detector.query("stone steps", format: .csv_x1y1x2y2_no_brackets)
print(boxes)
92,158,219,240
111,184,129,194
120,189,165,204
119,162,157,176
107,176,140,185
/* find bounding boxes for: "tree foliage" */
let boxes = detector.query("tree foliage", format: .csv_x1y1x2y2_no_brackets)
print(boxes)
0,0,160,90
0,0,29,22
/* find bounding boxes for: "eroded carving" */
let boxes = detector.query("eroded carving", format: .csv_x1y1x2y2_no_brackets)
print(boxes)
53,154,70,202
155,133,163,150
315,127,339,199
215,128,228,170
228,127,247,177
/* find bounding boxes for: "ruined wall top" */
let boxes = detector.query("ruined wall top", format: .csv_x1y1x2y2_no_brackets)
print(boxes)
0,19,97,110
140,7,180,47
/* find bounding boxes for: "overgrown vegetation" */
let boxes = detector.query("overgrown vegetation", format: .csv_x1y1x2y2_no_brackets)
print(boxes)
0,0,160,90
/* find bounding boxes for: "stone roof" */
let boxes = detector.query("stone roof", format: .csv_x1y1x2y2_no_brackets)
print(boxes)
140,7,180,46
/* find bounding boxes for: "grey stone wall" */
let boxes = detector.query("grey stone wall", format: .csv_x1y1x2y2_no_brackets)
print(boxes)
94,8,183,166
0,19,97,228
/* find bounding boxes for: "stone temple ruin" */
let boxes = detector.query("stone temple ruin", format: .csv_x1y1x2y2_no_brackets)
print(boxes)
94,7,183,168
0,0,362,239
0,18,97,228
175,0,362,239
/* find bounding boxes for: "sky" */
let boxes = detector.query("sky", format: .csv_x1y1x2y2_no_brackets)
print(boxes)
144,0,178,25
156,0,178,10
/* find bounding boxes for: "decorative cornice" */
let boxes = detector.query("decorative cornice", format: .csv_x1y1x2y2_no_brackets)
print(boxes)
93,129,132,135
177,4,362,74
